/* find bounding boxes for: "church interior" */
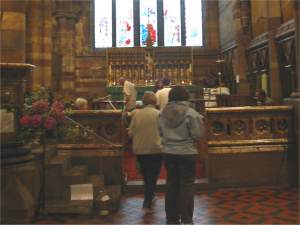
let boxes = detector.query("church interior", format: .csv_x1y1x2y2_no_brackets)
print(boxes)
0,0,299,224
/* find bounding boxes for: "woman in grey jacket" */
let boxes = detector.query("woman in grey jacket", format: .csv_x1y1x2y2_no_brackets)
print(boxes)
158,86,205,224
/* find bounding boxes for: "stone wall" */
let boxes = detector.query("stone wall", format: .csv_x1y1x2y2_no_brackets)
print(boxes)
218,0,235,49
0,0,26,63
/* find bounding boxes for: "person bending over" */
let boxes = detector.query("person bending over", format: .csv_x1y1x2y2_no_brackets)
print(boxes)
128,91,162,214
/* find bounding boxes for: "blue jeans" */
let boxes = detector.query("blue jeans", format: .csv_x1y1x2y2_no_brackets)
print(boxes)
164,154,196,224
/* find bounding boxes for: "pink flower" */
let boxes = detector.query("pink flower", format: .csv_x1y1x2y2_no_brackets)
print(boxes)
31,114,42,127
20,115,31,127
32,100,49,113
51,101,64,113
44,116,57,130
54,111,65,122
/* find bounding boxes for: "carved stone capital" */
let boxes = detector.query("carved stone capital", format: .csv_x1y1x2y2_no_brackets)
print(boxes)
54,11,79,22
53,0,81,22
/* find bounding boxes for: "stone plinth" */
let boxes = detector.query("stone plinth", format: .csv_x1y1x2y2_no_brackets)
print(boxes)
57,144,124,186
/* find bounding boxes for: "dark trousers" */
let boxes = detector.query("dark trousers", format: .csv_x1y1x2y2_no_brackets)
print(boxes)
164,154,196,224
137,154,162,208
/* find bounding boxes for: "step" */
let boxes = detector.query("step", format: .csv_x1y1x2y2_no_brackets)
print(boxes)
64,165,88,184
48,155,71,174
45,200,93,215
45,156,72,201
87,175,105,197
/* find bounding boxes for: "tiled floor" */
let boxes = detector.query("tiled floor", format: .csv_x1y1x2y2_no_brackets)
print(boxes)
36,186,299,224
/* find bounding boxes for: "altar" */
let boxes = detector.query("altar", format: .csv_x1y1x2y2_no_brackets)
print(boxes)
105,85,199,102
104,47,199,101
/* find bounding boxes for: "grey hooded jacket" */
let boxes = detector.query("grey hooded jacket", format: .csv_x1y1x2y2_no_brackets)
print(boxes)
158,101,205,155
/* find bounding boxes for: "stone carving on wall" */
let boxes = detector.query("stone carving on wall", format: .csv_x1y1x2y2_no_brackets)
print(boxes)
232,119,247,135
211,120,226,136
275,117,290,134
254,119,271,135
99,121,119,140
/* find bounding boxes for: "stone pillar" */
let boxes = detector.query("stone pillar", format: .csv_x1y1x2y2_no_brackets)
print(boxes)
232,0,251,95
292,0,300,97
42,0,53,88
54,0,80,95
266,1,282,102
0,0,26,63
283,0,300,187
26,0,41,89
26,0,53,89
1,2,41,222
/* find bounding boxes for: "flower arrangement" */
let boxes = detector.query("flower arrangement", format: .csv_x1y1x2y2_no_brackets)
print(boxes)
19,86,74,144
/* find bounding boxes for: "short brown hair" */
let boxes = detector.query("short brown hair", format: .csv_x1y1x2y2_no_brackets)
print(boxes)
142,91,157,105
169,86,190,101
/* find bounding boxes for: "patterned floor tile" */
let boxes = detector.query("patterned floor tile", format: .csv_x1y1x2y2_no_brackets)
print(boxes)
35,187,299,224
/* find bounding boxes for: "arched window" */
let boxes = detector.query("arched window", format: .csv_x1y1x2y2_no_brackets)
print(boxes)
94,0,203,48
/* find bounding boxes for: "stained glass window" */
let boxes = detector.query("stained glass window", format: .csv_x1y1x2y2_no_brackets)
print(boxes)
185,0,203,46
116,0,134,47
163,0,181,46
140,0,158,47
93,0,203,48
94,0,112,48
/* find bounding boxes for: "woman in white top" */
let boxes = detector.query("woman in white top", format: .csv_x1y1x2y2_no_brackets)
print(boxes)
128,91,162,213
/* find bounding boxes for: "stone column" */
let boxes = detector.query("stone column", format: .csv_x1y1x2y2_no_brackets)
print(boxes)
54,0,80,95
266,1,282,102
232,0,251,95
284,0,300,187
26,0,41,89
26,0,53,89
0,0,26,63
292,0,300,97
